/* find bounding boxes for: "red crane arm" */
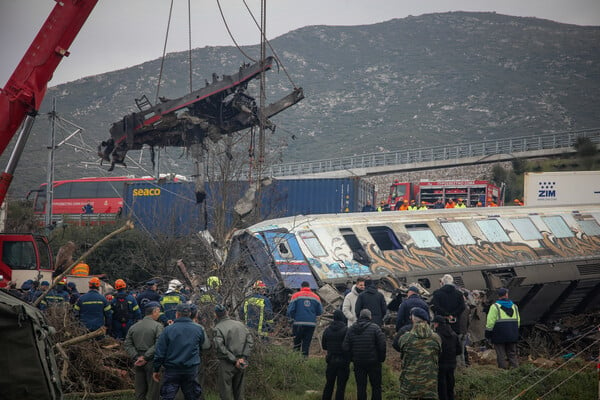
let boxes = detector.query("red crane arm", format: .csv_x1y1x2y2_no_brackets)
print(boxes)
0,0,99,156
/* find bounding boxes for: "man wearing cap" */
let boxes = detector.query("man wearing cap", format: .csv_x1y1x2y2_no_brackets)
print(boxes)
433,315,462,400
153,302,207,400
287,281,323,357
125,301,164,400
343,309,386,400
137,280,161,314
396,286,429,332
395,307,441,400
485,288,520,369
74,277,112,332
213,304,254,400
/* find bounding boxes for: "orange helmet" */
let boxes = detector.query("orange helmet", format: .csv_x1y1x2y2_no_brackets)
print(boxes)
115,279,126,290
253,280,267,289
58,277,67,285
89,277,101,288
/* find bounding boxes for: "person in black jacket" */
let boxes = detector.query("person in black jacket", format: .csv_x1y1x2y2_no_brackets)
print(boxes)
354,281,387,326
433,315,462,400
343,309,386,400
396,286,429,332
431,274,466,334
321,310,350,400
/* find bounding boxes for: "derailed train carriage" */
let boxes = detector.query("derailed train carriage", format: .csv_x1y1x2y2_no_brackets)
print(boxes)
225,204,600,326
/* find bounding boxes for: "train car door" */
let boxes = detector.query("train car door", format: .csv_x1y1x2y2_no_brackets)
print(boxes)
260,231,319,290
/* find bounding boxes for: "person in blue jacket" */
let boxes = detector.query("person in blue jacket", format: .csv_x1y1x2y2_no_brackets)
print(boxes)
152,303,207,400
74,277,112,332
111,278,142,339
396,286,430,332
287,281,323,356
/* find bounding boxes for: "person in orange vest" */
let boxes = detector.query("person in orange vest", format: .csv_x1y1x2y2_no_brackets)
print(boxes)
513,198,524,206
476,201,483,207
71,262,90,276
398,199,410,211
487,198,498,207
445,199,455,209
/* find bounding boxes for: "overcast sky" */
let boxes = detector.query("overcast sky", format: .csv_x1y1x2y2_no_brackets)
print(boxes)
1,0,599,86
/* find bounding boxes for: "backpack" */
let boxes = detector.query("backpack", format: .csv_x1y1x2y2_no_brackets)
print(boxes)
113,293,129,323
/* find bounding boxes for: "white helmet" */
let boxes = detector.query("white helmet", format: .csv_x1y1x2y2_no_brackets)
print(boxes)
168,279,183,292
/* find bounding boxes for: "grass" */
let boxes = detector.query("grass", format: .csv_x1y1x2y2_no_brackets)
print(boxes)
64,344,597,400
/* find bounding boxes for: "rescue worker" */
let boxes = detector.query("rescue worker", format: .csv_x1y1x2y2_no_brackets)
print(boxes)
137,279,161,315
66,281,80,305
455,198,466,208
71,262,90,276
197,275,223,326
408,200,418,211
394,307,442,400
125,301,164,400
160,279,187,325
240,280,274,339
513,198,524,206
398,199,410,211
74,277,112,332
417,201,428,210
485,288,520,369
111,279,142,339
153,303,207,400
213,304,254,400
445,199,455,208
287,281,323,357
43,277,70,307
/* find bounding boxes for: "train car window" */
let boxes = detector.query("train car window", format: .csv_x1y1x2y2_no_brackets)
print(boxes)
53,182,72,199
70,181,99,198
406,225,441,248
441,222,475,245
579,219,600,236
367,226,403,251
510,218,543,240
340,228,371,265
542,216,574,238
476,220,510,242
273,237,293,259
417,278,431,289
299,231,327,257
97,181,124,198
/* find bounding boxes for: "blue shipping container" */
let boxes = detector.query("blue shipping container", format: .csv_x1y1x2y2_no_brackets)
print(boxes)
123,177,375,235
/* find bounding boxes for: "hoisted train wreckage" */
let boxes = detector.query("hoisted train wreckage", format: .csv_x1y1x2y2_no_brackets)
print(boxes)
98,56,304,201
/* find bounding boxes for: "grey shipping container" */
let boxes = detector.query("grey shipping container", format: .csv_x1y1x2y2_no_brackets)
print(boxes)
123,177,375,235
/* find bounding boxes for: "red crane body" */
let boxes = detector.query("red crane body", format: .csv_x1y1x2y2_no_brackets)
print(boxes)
0,0,98,204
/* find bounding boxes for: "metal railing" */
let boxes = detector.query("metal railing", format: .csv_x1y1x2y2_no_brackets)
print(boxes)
265,129,600,177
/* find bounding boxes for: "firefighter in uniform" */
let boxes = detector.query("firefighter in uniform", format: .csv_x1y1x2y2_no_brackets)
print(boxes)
160,279,187,325
241,281,274,339
42,278,70,308
111,278,141,339
74,277,112,332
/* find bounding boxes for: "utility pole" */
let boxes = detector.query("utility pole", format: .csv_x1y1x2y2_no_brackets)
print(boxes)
44,99,56,227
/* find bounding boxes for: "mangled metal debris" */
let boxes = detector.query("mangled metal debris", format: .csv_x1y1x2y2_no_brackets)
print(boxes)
98,56,304,172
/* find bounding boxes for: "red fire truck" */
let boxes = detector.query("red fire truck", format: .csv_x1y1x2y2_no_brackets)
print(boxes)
387,179,503,208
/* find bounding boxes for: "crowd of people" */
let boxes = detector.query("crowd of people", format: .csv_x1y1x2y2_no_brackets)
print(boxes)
362,196,513,212
7,271,520,400
318,275,520,400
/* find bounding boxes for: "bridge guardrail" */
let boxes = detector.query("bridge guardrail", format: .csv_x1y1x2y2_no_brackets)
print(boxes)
264,129,600,177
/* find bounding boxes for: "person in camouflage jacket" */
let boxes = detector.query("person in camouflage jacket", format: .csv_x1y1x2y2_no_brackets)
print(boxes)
395,307,441,400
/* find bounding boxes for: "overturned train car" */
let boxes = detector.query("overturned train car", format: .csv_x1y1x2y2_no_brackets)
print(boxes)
225,205,600,325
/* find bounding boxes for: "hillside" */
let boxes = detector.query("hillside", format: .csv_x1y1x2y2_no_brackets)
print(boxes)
4,11,600,197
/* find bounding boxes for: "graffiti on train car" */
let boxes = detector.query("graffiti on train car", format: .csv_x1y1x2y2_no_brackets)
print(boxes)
307,230,600,279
